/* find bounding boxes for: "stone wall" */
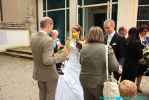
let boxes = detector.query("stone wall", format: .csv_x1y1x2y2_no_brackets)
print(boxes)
0,29,30,52
1,0,37,32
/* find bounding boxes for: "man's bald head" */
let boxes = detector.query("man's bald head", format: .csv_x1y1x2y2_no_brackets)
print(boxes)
40,17,53,30
104,19,115,34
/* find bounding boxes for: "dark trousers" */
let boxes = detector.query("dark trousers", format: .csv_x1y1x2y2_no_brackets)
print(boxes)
114,72,121,81
80,79,103,100
82,85,103,100
38,80,57,100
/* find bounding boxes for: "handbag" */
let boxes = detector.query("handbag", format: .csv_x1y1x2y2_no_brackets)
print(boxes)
140,75,149,95
103,45,120,98
143,46,149,66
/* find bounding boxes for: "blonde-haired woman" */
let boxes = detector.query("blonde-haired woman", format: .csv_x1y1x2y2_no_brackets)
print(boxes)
55,25,84,100
80,26,119,100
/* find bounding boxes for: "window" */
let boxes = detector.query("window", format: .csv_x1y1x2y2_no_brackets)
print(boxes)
42,0,118,41
79,0,118,5
112,4,118,28
139,0,149,5
47,0,65,9
137,0,149,27
84,0,108,5
43,0,46,10
138,6,149,20
43,0,69,44
78,0,118,37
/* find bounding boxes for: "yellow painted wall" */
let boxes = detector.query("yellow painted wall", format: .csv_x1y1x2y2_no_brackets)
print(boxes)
117,0,138,30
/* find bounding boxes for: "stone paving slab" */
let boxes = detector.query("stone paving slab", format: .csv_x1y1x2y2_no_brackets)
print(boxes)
0,55,38,100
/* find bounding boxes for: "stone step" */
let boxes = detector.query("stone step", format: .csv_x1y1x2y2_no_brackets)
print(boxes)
3,51,33,60
7,48,32,55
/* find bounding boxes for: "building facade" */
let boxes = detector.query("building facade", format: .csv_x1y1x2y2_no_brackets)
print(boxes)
0,0,36,51
0,0,149,43
0,0,37,31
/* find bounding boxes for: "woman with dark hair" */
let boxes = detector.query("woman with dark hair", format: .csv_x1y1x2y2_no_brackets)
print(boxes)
137,25,149,91
121,27,144,82
127,27,140,41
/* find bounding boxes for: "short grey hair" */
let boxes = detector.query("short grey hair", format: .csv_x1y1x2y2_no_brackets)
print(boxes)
40,17,53,28
104,19,115,28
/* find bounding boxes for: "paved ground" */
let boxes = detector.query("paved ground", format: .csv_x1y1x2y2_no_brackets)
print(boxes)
0,55,149,100
0,55,39,100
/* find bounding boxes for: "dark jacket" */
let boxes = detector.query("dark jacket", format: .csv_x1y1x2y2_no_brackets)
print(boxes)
121,40,144,81
105,33,126,65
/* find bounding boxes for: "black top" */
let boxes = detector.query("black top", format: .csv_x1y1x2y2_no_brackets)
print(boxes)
121,40,144,81
124,40,143,62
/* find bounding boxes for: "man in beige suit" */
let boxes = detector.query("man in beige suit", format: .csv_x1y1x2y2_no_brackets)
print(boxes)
31,17,67,100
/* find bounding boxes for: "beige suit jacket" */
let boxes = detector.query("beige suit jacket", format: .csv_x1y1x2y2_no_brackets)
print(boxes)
31,32,66,81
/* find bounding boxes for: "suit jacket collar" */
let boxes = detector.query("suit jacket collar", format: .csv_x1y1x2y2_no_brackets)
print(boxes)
105,31,117,45
40,30,47,34
110,33,118,45
109,31,115,38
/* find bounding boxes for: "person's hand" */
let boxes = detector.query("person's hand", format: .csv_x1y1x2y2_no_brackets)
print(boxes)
54,47,69,60
63,46,69,57
118,64,122,74
65,39,71,49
